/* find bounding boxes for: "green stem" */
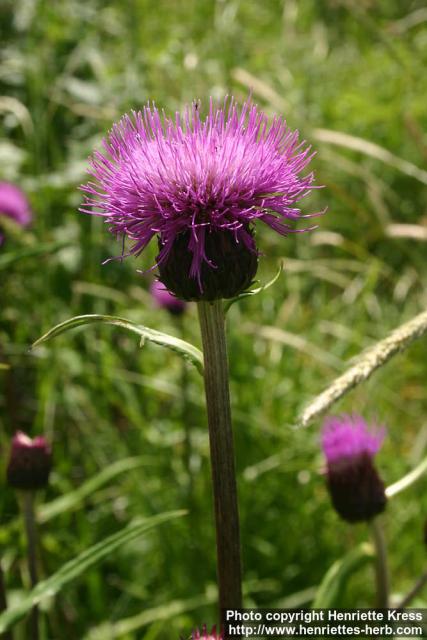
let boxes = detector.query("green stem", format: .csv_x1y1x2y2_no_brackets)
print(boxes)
21,492,39,640
0,565,13,640
398,569,427,608
197,300,242,612
371,517,389,608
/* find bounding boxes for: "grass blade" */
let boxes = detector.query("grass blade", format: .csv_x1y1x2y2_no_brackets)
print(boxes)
0,240,69,269
0,511,186,634
313,543,374,608
38,457,148,523
313,128,427,185
84,592,216,639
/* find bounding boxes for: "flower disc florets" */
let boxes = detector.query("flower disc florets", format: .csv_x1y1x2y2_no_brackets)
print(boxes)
322,415,386,523
81,97,320,300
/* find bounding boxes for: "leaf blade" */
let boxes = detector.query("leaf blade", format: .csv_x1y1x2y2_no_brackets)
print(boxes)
32,314,204,374
312,543,374,608
0,510,186,633
38,456,148,523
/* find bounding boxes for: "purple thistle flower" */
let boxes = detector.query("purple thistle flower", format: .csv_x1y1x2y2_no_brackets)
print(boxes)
6,431,52,491
322,415,387,523
150,279,187,316
81,97,321,300
0,182,32,245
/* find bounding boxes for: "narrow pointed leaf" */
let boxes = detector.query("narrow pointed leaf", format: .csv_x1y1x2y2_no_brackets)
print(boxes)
0,240,69,269
38,456,148,523
0,510,186,633
32,314,203,374
84,593,216,639
313,543,374,608
224,263,283,312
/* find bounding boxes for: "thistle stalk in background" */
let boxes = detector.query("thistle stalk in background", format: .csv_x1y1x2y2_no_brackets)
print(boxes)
0,565,13,640
6,432,52,640
370,517,389,608
20,493,39,639
398,570,427,608
396,521,427,607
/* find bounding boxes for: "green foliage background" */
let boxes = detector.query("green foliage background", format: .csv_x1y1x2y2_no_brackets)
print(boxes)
1,0,427,637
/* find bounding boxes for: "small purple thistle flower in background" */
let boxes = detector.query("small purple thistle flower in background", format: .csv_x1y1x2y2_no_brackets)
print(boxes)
81,97,321,301
6,431,52,491
150,279,187,316
0,181,32,245
322,415,387,523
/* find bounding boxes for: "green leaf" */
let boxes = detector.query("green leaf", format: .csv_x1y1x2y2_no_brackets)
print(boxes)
32,314,204,374
84,592,216,639
0,510,186,634
0,240,69,270
312,543,374,608
224,262,283,312
38,456,148,523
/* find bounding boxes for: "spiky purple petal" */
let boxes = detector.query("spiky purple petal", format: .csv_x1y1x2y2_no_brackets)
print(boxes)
322,414,385,465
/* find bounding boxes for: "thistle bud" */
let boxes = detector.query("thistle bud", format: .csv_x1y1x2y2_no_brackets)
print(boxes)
157,228,258,302
322,415,386,523
6,432,52,491
150,279,187,316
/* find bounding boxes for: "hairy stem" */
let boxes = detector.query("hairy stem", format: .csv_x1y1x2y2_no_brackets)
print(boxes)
21,492,39,640
371,517,389,608
197,300,242,612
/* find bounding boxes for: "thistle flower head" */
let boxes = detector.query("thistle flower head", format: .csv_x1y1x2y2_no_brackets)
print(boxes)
81,97,320,300
150,279,187,316
192,625,222,639
0,182,32,244
322,414,385,464
6,431,52,491
322,415,386,523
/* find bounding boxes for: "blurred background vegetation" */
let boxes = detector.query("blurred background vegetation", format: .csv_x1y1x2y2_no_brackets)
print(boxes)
1,0,427,637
